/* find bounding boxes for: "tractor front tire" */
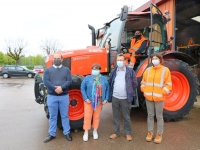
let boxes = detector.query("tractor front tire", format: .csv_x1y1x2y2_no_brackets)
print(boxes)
56,75,84,131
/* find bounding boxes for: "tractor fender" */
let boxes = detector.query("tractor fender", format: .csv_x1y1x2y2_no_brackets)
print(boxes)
136,58,149,78
162,51,198,66
136,51,198,78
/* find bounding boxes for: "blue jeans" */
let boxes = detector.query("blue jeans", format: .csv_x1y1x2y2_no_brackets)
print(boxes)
47,94,70,136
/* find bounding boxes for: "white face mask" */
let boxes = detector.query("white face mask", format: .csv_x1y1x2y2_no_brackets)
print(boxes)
152,59,160,66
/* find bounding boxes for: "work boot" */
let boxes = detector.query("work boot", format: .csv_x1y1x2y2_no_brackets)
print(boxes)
154,134,162,144
109,134,119,139
146,131,153,142
126,134,132,141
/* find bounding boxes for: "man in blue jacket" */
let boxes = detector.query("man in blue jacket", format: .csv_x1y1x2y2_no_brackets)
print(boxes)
43,53,72,143
109,53,138,141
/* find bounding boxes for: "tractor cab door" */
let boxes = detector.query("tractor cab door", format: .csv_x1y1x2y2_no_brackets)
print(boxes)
149,4,168,53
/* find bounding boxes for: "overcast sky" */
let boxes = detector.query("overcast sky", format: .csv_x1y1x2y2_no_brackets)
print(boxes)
0,0,149,56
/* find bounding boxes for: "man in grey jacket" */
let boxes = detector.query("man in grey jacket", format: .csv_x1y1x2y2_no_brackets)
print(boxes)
109,53,138,141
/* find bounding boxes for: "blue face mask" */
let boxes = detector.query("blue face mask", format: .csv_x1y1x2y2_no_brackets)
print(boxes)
117,61,124,68
92,70,100,76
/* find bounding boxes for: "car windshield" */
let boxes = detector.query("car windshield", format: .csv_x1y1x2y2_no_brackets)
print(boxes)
21,66,29,70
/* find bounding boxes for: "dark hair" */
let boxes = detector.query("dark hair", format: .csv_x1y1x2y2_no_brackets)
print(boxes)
117,53,126,60
135,29,143,33
91,63,101,70
151,53,164,64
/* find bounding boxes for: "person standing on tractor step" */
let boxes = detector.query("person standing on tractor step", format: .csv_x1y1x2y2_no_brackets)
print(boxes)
81,64,110,142
43,53,72,143
109,53,138,141
141,53,172,144
123,29,147,68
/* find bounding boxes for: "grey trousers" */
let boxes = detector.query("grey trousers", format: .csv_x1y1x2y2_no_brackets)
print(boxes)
145,99,164,134
112,96,132,135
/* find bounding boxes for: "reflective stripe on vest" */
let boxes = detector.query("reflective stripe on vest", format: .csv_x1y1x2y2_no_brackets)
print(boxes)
130,46,139,50
144,92,163,97
163,87,170,94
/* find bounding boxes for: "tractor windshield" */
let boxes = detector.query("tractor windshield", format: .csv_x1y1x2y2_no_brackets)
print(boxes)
99,18,124,50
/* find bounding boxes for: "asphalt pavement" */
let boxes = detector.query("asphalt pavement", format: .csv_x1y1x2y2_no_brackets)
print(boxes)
0,78,200,150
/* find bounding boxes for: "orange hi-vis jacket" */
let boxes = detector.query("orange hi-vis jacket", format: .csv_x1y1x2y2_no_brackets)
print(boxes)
140,64,172,101
129,35,147,53
125,35,147,64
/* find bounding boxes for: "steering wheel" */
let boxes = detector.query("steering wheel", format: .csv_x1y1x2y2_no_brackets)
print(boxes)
121,43,129,54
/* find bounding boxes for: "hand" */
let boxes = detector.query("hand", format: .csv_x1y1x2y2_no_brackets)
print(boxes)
55,86,63,94
102,100,107,105
85,99,91,103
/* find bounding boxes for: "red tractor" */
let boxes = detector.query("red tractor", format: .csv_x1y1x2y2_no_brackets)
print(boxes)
34,4,198,130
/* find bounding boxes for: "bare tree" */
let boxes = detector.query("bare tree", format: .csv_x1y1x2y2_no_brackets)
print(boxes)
40,38,63,56
4,38,28,65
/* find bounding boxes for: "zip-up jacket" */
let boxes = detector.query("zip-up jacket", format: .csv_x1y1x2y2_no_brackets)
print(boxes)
109,66,138,102
81,74,110,102
140,64,172,101
129,35,147,54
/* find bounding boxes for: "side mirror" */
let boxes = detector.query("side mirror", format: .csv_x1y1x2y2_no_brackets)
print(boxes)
170,36,174,40
120,5,128,21
167,36,174,50
164,10,171,22
169,36,174,42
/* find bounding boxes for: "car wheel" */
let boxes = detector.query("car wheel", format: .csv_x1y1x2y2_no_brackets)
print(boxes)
3,73,9,78
28,73,32,78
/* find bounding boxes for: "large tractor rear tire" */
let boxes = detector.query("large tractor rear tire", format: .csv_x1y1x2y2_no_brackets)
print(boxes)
138,59,198,121
56,75,84,131
163,59,197,121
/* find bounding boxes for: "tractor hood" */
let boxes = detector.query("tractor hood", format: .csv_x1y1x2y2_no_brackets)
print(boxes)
45,46,108,76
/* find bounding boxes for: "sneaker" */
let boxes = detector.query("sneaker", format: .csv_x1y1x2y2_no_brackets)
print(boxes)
93,131,98,140
146,131,153,142
109,134,119,139
126,134,132,141
154,134,162,144
83,132,88,142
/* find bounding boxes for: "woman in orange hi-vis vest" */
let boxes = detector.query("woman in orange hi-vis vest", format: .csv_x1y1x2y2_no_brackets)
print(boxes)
124,30,147,68
140,53,172,144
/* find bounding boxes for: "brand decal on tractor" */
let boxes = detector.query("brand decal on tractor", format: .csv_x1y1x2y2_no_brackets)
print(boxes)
89,49,103,52
73,56,90,60
62,51,74,55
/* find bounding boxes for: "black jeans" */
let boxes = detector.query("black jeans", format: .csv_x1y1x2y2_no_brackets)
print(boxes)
112,96,132,135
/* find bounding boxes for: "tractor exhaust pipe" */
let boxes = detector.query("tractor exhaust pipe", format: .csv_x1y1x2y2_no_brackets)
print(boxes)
88,24,96,46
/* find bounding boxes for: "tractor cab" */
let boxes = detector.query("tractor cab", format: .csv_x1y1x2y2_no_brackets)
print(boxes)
97,4,171,71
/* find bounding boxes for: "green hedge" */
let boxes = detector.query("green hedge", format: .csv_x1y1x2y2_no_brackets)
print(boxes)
26,66,34,70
